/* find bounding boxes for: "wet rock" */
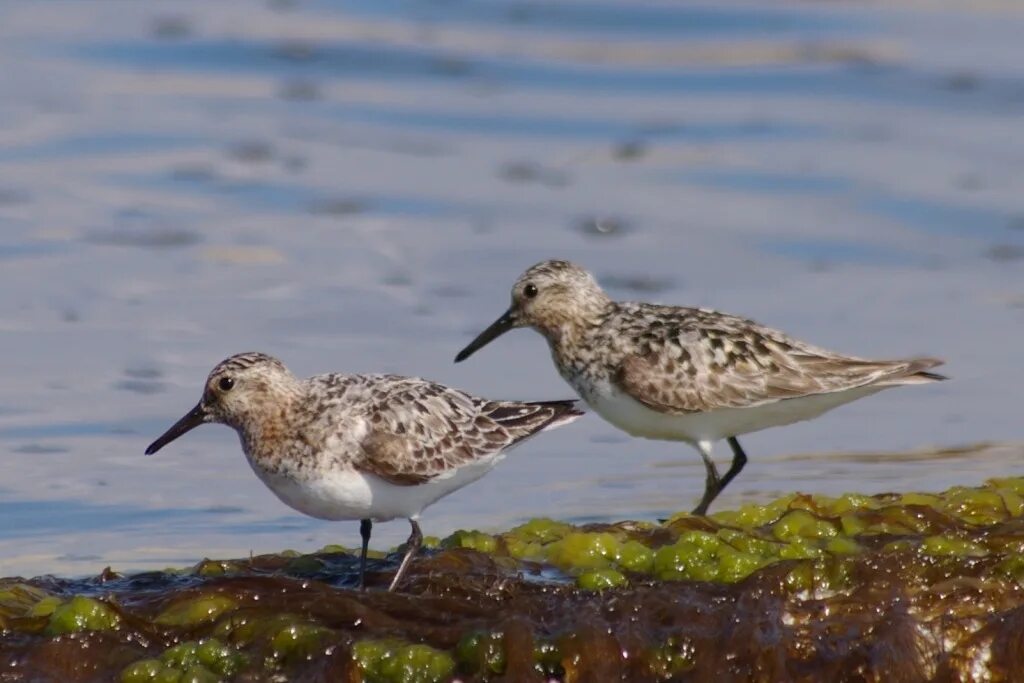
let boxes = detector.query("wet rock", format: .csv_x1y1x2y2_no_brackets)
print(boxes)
4,480,1024,679
155,594,238,627
45,596,121,635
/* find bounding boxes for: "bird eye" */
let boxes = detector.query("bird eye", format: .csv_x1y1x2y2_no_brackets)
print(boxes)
523,283,538,299
218,377,235,392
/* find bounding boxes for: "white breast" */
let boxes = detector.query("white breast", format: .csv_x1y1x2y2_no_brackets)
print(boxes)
581,379,886,443
250,454,506,523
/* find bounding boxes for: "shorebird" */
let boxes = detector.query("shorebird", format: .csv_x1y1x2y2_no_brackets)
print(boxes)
145,352,582,590
455,260,945,515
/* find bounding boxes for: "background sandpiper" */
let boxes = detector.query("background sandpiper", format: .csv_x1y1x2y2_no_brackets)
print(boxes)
455,259,946,515
145,352,582,590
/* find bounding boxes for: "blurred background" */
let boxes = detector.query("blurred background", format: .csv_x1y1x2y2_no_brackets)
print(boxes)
0,0,1021,577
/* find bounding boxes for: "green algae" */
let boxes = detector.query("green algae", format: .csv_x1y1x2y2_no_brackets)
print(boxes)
6,478,1024,680
576,568,628,590
441,529,498,554
161,638,245,676
0,583,53,624
45,596,121,635
154,594,237,627
564,478,1024,588
456,631,506,675
270,622,333,663
122,638,245,683
353,639,455,683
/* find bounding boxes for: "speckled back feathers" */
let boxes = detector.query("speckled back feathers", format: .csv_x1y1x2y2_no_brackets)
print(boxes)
202,354,583,485
507,261,946,415
294,373,581,484
590,303,944,414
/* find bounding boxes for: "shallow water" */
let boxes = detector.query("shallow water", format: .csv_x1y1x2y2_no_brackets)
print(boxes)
0,0,1022,577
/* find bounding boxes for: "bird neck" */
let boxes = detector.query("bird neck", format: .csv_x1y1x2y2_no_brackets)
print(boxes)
542,300,613,365
234,383,305,465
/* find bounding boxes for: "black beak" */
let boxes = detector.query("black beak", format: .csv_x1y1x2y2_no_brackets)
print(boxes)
145,402,207,455
454,307,518,363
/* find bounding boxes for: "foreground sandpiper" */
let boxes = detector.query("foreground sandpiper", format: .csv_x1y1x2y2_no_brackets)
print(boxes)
145,352,582,590
455,259,946,515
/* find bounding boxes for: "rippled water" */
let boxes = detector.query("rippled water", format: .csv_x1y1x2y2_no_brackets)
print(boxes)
1,0,1022,576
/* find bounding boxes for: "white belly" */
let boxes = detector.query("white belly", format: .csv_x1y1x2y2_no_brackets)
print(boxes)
584,381,886,443
251,455,504,523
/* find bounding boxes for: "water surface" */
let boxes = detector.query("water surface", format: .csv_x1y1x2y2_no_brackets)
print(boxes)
0,0,1022,576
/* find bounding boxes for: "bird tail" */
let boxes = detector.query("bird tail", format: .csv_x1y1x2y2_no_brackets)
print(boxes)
530,399,586,432
874,357,947,386
482,399,585,439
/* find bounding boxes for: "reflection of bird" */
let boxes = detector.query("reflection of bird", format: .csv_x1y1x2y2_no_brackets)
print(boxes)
456,260,946,515
145,352,582,590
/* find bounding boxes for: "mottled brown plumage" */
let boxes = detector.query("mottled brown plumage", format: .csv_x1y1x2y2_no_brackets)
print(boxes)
598,303,944,415
455,259,946,515
145,352,583,590
294,372,580,485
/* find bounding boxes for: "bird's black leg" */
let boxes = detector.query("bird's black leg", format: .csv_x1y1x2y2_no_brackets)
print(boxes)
387,519,423,592
691,441,722,516
358,518,372,590
718,437,749,492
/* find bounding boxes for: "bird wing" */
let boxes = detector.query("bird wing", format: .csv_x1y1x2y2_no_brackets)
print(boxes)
341,376,581,486
610,305,943,415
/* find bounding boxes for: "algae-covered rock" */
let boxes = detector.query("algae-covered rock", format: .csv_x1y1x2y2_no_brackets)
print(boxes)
919,535,987,557
271,623,333,663
45,595,121,635
653,540,702,581
353,639,455,683
122,662,221,683
616,539,655,573
546,531,621,571
10,476,1024,680
122,638,245,681
441,529,497,554
154,594,237,627
456,631,505,676
508,517,573,544
0,583,54,621
577,568,628,591
121,659,164,683
213,612,309,649
645,635,696,679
